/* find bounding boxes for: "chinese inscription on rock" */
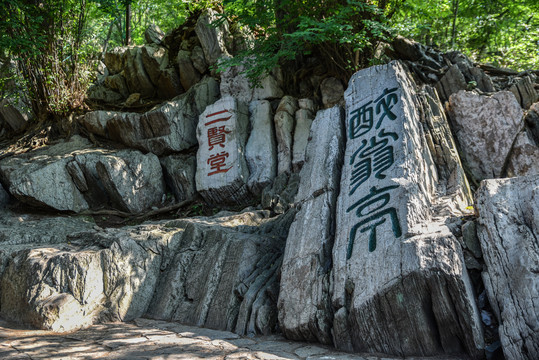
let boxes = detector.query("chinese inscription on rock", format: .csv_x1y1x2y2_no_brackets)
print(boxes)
345,87,402,258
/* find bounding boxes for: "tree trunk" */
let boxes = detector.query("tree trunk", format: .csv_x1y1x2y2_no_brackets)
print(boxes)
125,0,131,46
451,0,459,49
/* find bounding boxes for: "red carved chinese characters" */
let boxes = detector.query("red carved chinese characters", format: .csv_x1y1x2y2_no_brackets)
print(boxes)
207,152,232,175
205,109,232,176
207,126,230,150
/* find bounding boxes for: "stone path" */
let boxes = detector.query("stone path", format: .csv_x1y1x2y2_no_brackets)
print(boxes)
0,317,465,359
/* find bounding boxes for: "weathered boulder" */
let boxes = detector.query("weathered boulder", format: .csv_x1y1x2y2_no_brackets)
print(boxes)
123,46,155,97
435,65,467,104
447,90,523,182
245,100,277,195
191,46,208,74
506,130,539,177
279,106,344,344
0,99,28,132
476,174,539,360
0,209,291,336
141,44,169,86
146,211,286,336
145,23,165,45
81,77,220,155
332,61,483,357
104,73,129,98
0,183,9,208
526,102,539,143
509,75,538,109
0,137,91,212
94,150,165,213
0,136,166,213
219,63,284,103
320,77,344,108
195,96,250,205
291,107,315,172
177,50,202,91
160,154,197,202
0,221,171,331
86,84,123,103
274,96,298,175
195,9,231,67
417,85,473,209
103,47,126,75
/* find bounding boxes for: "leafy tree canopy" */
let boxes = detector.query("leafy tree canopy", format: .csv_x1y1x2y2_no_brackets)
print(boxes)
0,0,537,120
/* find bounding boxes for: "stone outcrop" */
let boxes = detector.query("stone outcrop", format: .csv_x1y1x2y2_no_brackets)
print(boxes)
291,104,315,172
195,97,250,205
0,209,291,336
332,61,483,357
195,9,231,67
81,77,220,155
160,154,197,203
245,100,277,195
274,96,298,175
447,90,524,182
0,99,28,132
476,174,539,360
279,106,344,344
0,136,165,213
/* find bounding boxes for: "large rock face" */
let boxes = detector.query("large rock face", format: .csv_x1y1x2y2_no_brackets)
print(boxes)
476,174,539,360
245,100,277,194
195,97,250,205
81,77,220,155
0,137,165,213
332,61,483,357
0,209,291,336
278,106,344,344
447,90,523,182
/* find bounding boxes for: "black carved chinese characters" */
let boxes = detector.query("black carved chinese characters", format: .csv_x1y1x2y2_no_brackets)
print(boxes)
346,87,402,257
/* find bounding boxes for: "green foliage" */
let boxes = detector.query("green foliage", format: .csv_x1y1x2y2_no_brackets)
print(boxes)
217,0,392,86
393,0,539,70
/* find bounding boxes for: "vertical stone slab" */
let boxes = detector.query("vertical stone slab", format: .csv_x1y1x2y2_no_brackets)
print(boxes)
274,96,298,175
195,97,250,205
245,100,277,195
278,106,344,344
332,61,483,357
291,108,315,172
476,174,539,360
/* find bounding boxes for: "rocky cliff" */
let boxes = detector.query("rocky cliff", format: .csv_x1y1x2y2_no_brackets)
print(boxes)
0,10,538,360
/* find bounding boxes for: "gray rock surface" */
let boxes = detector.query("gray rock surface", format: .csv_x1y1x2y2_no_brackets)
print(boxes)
447,90,523,182
279,106,344,344
509,75,538,109
0,183,9,208
81,77,220,155
104,73,129,98
177,50,202,91
506,129,539,177
435,65,467,104
103,47,126,75
220,63,284,103
195,9,231,67
417,85,472,209
274,96,298,175
0,137,166,213
145,23,165,45
147,213,284,336
0,137,91,212
476,174,539,360
191,45,208,74
0,99,28,132
332,61,483,357
86,84,123,103
161,154,197,203
123,46,155,97
291,108,314,172
195,97,250,205
245,100,277,195
94,150,165,213
320,77,344,108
